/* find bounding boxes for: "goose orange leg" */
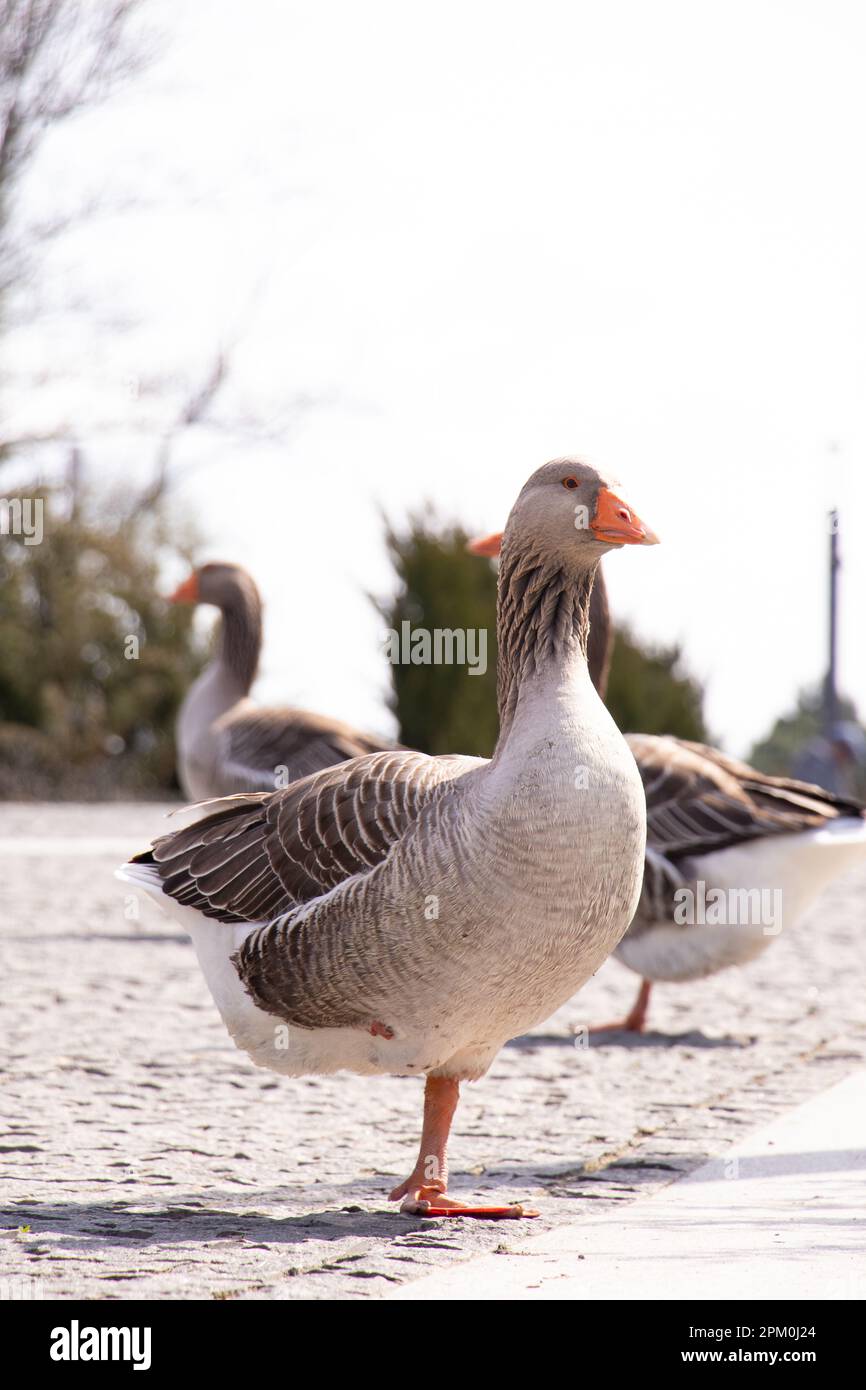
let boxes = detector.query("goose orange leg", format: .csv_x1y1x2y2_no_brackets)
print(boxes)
591,978,653,1034
389,1075,538,1219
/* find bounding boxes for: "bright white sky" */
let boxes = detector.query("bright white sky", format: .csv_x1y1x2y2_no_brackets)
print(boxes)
6,0,866,754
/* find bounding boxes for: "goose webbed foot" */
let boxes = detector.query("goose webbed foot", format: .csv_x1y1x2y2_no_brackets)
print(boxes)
397,1183,537,1219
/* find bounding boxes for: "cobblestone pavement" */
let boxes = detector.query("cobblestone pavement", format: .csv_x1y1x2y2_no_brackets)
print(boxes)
1,803,864,1300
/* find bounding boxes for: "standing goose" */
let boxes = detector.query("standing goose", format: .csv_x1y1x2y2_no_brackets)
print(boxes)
469,535,866,1032
119,460,658,1216
170,562,395,800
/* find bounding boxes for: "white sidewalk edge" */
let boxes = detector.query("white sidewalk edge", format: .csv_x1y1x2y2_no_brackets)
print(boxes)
386,1067,866,1300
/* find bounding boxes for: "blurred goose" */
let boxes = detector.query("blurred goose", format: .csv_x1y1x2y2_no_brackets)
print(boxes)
468,536,866,1032
615,737,866,1029
170,563,393,800
120,460,658,1216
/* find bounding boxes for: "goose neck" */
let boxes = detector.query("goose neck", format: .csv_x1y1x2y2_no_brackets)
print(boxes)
493,547,599,750
217,586,262,694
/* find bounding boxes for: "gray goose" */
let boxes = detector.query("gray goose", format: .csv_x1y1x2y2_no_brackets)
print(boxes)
616,736,866,1029
170,563,394,800
469,535,866,1032
119,459,658,1217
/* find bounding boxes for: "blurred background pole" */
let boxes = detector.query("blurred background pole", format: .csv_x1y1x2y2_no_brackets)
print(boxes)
825,508,840,736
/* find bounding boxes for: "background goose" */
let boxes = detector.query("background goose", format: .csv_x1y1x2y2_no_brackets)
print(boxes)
468,534,866,1032
119,459,658,1217
616,736,866,1029
170,562,396,800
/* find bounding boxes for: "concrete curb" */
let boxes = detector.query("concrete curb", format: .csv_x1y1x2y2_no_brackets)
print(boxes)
386,1068,866,1300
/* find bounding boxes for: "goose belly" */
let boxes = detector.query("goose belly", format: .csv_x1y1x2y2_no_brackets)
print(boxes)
137,846,645,1083
172,900,453,1078
470,849,646,1034
616,914,772,983
483,747,646,1014
392,777,648,1046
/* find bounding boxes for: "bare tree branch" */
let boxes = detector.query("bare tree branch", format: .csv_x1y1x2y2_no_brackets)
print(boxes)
133,352,230,510
0,1,150,293
0,1,155,478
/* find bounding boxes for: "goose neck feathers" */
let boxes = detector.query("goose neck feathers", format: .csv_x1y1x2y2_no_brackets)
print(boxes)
216,575,262,694
495,543,599,741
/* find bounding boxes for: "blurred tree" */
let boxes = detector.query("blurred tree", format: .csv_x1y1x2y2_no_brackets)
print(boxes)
376,513,499,757
0,472,204,797
749,684,865,790
378,522,708,753
605,626,708,741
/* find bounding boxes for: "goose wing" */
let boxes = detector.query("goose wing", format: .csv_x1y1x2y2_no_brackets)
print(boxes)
629,734,864,863
625,734,864,939
135,749,481,1029
140,749,476,924
214,706,398,793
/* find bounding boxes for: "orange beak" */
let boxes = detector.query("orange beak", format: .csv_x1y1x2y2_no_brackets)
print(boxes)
466,532,504,557
168,573,199,604
590,487,659,546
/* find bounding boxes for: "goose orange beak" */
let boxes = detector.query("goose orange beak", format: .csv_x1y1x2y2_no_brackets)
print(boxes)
169,573,199,604
590,488,659,546
466,532,504,557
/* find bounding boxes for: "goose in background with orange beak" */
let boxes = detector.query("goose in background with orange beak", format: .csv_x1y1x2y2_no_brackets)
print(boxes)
468,533,866,1034
120,459,658,1218
168,562,398,801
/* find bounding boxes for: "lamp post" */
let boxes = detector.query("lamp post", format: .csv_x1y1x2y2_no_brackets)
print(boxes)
825,509,840,736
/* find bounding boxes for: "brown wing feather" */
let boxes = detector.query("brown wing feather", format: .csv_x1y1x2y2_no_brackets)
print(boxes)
134,749,478,1032
144,796,288,924
138,750,472,925
628,733,864,864
218,706,399,793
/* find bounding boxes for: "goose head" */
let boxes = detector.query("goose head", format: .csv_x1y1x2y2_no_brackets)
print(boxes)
169,563,263,691
169,562,261,615
475,458,658,570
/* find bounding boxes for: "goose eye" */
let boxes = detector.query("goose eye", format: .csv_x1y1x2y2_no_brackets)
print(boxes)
562,477,580,490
